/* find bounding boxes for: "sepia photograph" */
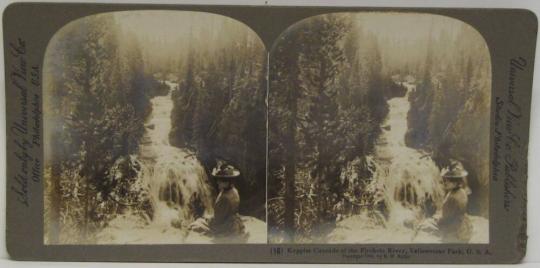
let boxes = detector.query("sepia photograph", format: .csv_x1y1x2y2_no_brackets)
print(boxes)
4,1,538,263
43,11,267,244
268,12,491,244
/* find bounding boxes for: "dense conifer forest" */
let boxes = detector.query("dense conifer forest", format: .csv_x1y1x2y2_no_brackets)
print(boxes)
43,11,490,244
44,14,167,243
168,29,267,219
267,13,490,243
44,12,267,244
405,25,491,215
268,14,408,242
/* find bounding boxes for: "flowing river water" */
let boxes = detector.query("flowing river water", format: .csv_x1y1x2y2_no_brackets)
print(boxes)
97,81,265,244
328,82,489,243
139,81,214,226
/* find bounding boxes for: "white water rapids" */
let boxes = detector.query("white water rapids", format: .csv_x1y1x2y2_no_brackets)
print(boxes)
139,81,214,226
373,82,444,226
97,81,266,244
328,82,489,243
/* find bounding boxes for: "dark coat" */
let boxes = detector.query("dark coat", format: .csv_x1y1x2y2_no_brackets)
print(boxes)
209,186,245,237
437,188,472,242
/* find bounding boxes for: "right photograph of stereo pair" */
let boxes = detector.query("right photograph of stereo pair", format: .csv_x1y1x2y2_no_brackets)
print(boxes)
267,12,491,244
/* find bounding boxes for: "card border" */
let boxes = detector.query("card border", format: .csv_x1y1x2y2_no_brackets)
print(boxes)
3,3,536,263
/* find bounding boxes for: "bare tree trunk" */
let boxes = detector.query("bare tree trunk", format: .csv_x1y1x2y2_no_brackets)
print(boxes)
283,80,298,242
284,132,296,242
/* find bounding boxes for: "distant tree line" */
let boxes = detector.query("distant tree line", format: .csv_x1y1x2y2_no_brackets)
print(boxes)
169,28,267,220
268,14,406,242
44,14,166,243
406,25,491,215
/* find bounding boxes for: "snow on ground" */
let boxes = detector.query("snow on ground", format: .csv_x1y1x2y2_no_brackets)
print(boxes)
184,216,267,244
327,214,489,243
94,81,267,245
326,82,488,244
96,213,267,244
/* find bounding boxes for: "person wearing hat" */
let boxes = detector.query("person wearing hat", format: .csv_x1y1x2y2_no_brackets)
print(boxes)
206,163,246,239
437,160,473,243
188,162,246,240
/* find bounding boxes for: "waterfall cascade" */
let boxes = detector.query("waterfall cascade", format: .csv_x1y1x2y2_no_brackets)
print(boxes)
138,81,214,226
96,81,217,244
371,82,444,226
328,81,488,243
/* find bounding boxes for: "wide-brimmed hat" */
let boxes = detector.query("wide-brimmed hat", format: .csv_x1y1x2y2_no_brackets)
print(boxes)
211,164,240,179
442,160,468,180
